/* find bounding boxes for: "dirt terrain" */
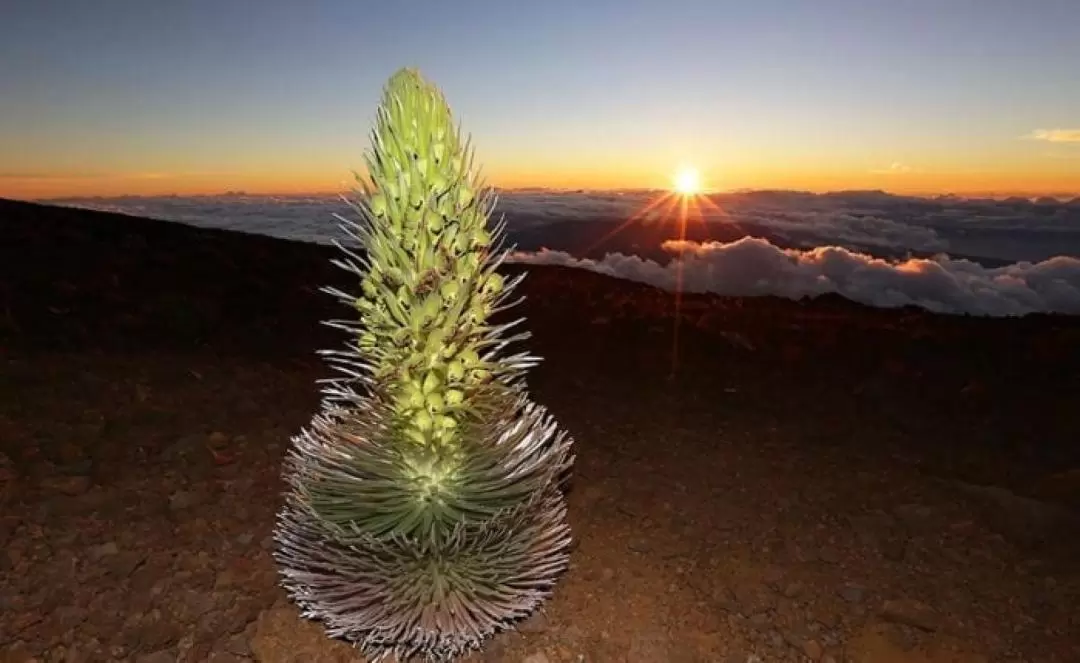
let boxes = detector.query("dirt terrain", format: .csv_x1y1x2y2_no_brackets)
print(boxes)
1,198,1079,662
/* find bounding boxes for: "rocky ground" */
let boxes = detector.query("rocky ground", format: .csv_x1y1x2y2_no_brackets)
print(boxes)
1,198,1079,662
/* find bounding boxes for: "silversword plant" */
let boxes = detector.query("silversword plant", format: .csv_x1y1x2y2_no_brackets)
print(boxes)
273,68,575,663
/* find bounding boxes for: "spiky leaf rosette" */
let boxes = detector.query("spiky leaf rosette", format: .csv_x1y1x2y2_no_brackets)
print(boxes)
273,68,575,662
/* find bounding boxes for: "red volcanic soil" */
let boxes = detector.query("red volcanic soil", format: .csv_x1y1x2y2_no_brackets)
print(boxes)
1,198,1079,662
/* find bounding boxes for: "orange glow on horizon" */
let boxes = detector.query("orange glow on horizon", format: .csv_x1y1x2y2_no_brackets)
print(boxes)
1,162,1077,201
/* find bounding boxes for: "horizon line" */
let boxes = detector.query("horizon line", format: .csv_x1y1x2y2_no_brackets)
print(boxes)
19,186,1080,203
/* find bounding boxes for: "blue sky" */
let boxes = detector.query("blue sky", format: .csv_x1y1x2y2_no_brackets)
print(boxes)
2,0,1079,198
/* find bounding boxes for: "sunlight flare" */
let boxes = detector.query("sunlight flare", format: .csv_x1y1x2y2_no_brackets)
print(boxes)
673,166,702,196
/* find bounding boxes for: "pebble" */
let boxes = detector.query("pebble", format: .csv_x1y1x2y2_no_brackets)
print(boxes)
839,584,866,603
40,475,91,496
89,541,120,559
516,610,550,634
169,489,205,511
880,598,939,631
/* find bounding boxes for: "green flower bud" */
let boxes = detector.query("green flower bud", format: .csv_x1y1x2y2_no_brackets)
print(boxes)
426,211,444,233
426,391,445,412
369,193,388,217
460,348,480,368
446,359,465,382
415,410,433,432
437,195,455,218
454,232,471,254
445,389,464,406
420,293,442,322
421,370,441,394
407,388,426,410
481,272,504,295
439,280,459,302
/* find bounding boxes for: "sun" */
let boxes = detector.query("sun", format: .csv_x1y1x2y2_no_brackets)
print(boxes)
673,166,701,196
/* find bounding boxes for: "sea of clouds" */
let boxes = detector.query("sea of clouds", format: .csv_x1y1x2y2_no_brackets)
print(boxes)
45,189,1080,317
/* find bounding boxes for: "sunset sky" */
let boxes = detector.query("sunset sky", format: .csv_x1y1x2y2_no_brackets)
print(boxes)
2,0,1079,199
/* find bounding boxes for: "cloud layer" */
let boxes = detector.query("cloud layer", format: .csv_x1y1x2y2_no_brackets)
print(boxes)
35,188,1080,317
507,238,1080,317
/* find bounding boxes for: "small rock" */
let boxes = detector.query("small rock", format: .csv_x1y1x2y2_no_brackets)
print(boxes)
516,611,549,634
89,541,119,559
838,584,865,603
522,653,550,663
748,613,771,631
880,598,938,631
40,475,91,496
817,547,841,565
731,580,775,616
803,639,824,660
627,537,652,553
169,490,205,511
783,625,813,649
106,551,146,580
53,604,88,631
175,589,217,623
138,611,187,650
762,567,785,588
220,634,251,657
782,581,804,598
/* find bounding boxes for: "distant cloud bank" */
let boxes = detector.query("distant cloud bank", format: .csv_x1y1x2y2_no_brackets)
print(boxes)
507,238,1080,317
40,188,1080,317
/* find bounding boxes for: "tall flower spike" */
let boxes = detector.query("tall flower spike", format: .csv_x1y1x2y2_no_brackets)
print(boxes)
273,68,575,662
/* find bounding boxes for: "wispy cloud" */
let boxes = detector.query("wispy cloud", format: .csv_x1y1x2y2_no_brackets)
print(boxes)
870,162,916,175
1026,129,1080,143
